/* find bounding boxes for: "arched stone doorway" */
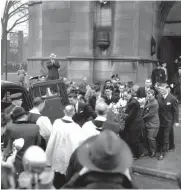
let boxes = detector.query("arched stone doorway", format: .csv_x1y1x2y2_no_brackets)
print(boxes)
158,1,181,84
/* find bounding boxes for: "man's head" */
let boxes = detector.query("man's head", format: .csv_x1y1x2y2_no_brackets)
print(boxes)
92,85,101,97
158,83,169,96
64,105,75,118
104,87,112,97
105,80,111,87
33,97,45,112
161,62,167,68
82,76,88,83
10,93,23,107
49,53,56,62
68,93,78,105
156,62,161,69
95,102,108,117
145,78,152,88
146,89,155,101
39,76,46,82
119,84,125,93
123,89,132,101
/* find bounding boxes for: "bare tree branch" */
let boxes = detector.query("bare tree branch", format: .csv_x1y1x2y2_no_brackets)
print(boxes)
8,3,28,18
7,13,29,33
9,7,28,19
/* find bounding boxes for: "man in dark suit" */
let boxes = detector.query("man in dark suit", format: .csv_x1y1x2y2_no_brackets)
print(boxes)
123,89,145,159
142,89,160,157
88,85,102,111
157,83,179,160
68,93,97,127
3,107,41,175
151,61,166,86
103,86,119,105
136,78,154,98
46,53,60,80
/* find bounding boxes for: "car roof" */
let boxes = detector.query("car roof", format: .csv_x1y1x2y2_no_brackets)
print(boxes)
31,78,65,87
1,80,21,88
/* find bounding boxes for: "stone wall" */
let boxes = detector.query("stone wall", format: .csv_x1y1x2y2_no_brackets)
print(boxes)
28,1,159,85
28,2,42,57
42,1,70,57
112,1,139,57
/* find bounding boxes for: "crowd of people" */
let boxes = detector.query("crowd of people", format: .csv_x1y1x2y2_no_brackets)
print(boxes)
1,54,181,189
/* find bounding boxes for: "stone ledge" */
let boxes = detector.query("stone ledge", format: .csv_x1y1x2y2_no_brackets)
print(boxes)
132,165,177,181
27,56,158,62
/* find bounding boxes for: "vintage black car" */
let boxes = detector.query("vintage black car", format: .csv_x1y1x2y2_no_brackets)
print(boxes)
1,79,69,122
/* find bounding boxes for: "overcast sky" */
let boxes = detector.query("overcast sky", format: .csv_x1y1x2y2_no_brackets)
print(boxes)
0,0,28,37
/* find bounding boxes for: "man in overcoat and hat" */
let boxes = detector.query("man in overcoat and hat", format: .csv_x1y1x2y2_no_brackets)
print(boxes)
4,93,23,121
63,130,137,189
46,53,60,80
3,107,41,175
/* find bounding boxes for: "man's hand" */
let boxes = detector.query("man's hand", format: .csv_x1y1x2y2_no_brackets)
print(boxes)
174,123,179,128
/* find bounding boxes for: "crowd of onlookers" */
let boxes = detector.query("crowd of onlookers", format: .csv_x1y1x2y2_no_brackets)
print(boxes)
1,56,181,189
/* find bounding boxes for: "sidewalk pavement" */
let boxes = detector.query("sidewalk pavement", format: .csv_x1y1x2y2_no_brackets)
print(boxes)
132,105,181,180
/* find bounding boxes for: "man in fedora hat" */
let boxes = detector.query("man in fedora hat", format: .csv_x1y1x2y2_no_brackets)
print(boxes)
64,130,136,189
46,53,60,80
3,107,41,175
4,93,23,121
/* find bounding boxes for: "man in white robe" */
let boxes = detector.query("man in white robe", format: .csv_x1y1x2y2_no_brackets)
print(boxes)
46,105,84,188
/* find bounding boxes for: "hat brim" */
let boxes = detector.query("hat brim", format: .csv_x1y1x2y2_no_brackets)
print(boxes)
77,135,133,174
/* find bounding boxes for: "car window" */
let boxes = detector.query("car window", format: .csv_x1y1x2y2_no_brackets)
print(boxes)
1,88,29,112
32,84,60,98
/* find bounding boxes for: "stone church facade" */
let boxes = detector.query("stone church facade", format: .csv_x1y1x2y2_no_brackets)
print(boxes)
28,1,181,85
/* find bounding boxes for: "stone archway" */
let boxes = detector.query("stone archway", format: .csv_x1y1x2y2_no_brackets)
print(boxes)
158,1,181,84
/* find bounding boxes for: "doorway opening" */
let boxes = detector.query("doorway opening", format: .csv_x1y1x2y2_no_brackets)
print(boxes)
158,36,181,84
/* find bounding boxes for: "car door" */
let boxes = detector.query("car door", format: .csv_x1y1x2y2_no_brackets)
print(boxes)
30,81,69,122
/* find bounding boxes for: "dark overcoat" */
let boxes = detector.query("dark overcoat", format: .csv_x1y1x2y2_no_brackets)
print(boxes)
46,61,60,80
72,102,97,127
124,97,144,132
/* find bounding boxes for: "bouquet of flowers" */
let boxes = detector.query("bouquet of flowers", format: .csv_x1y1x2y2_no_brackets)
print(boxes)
108,99,128,131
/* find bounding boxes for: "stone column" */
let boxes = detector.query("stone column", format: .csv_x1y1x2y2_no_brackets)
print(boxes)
28,2,42,57
69,1,93,56
112,1,139,57
28,2,42,76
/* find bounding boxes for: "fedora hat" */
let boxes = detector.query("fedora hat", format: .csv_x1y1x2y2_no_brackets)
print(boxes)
49,53,56,58
77,130,133,174
11,107,26,120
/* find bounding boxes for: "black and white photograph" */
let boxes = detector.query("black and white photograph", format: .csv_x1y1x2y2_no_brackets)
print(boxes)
1,0,181,189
